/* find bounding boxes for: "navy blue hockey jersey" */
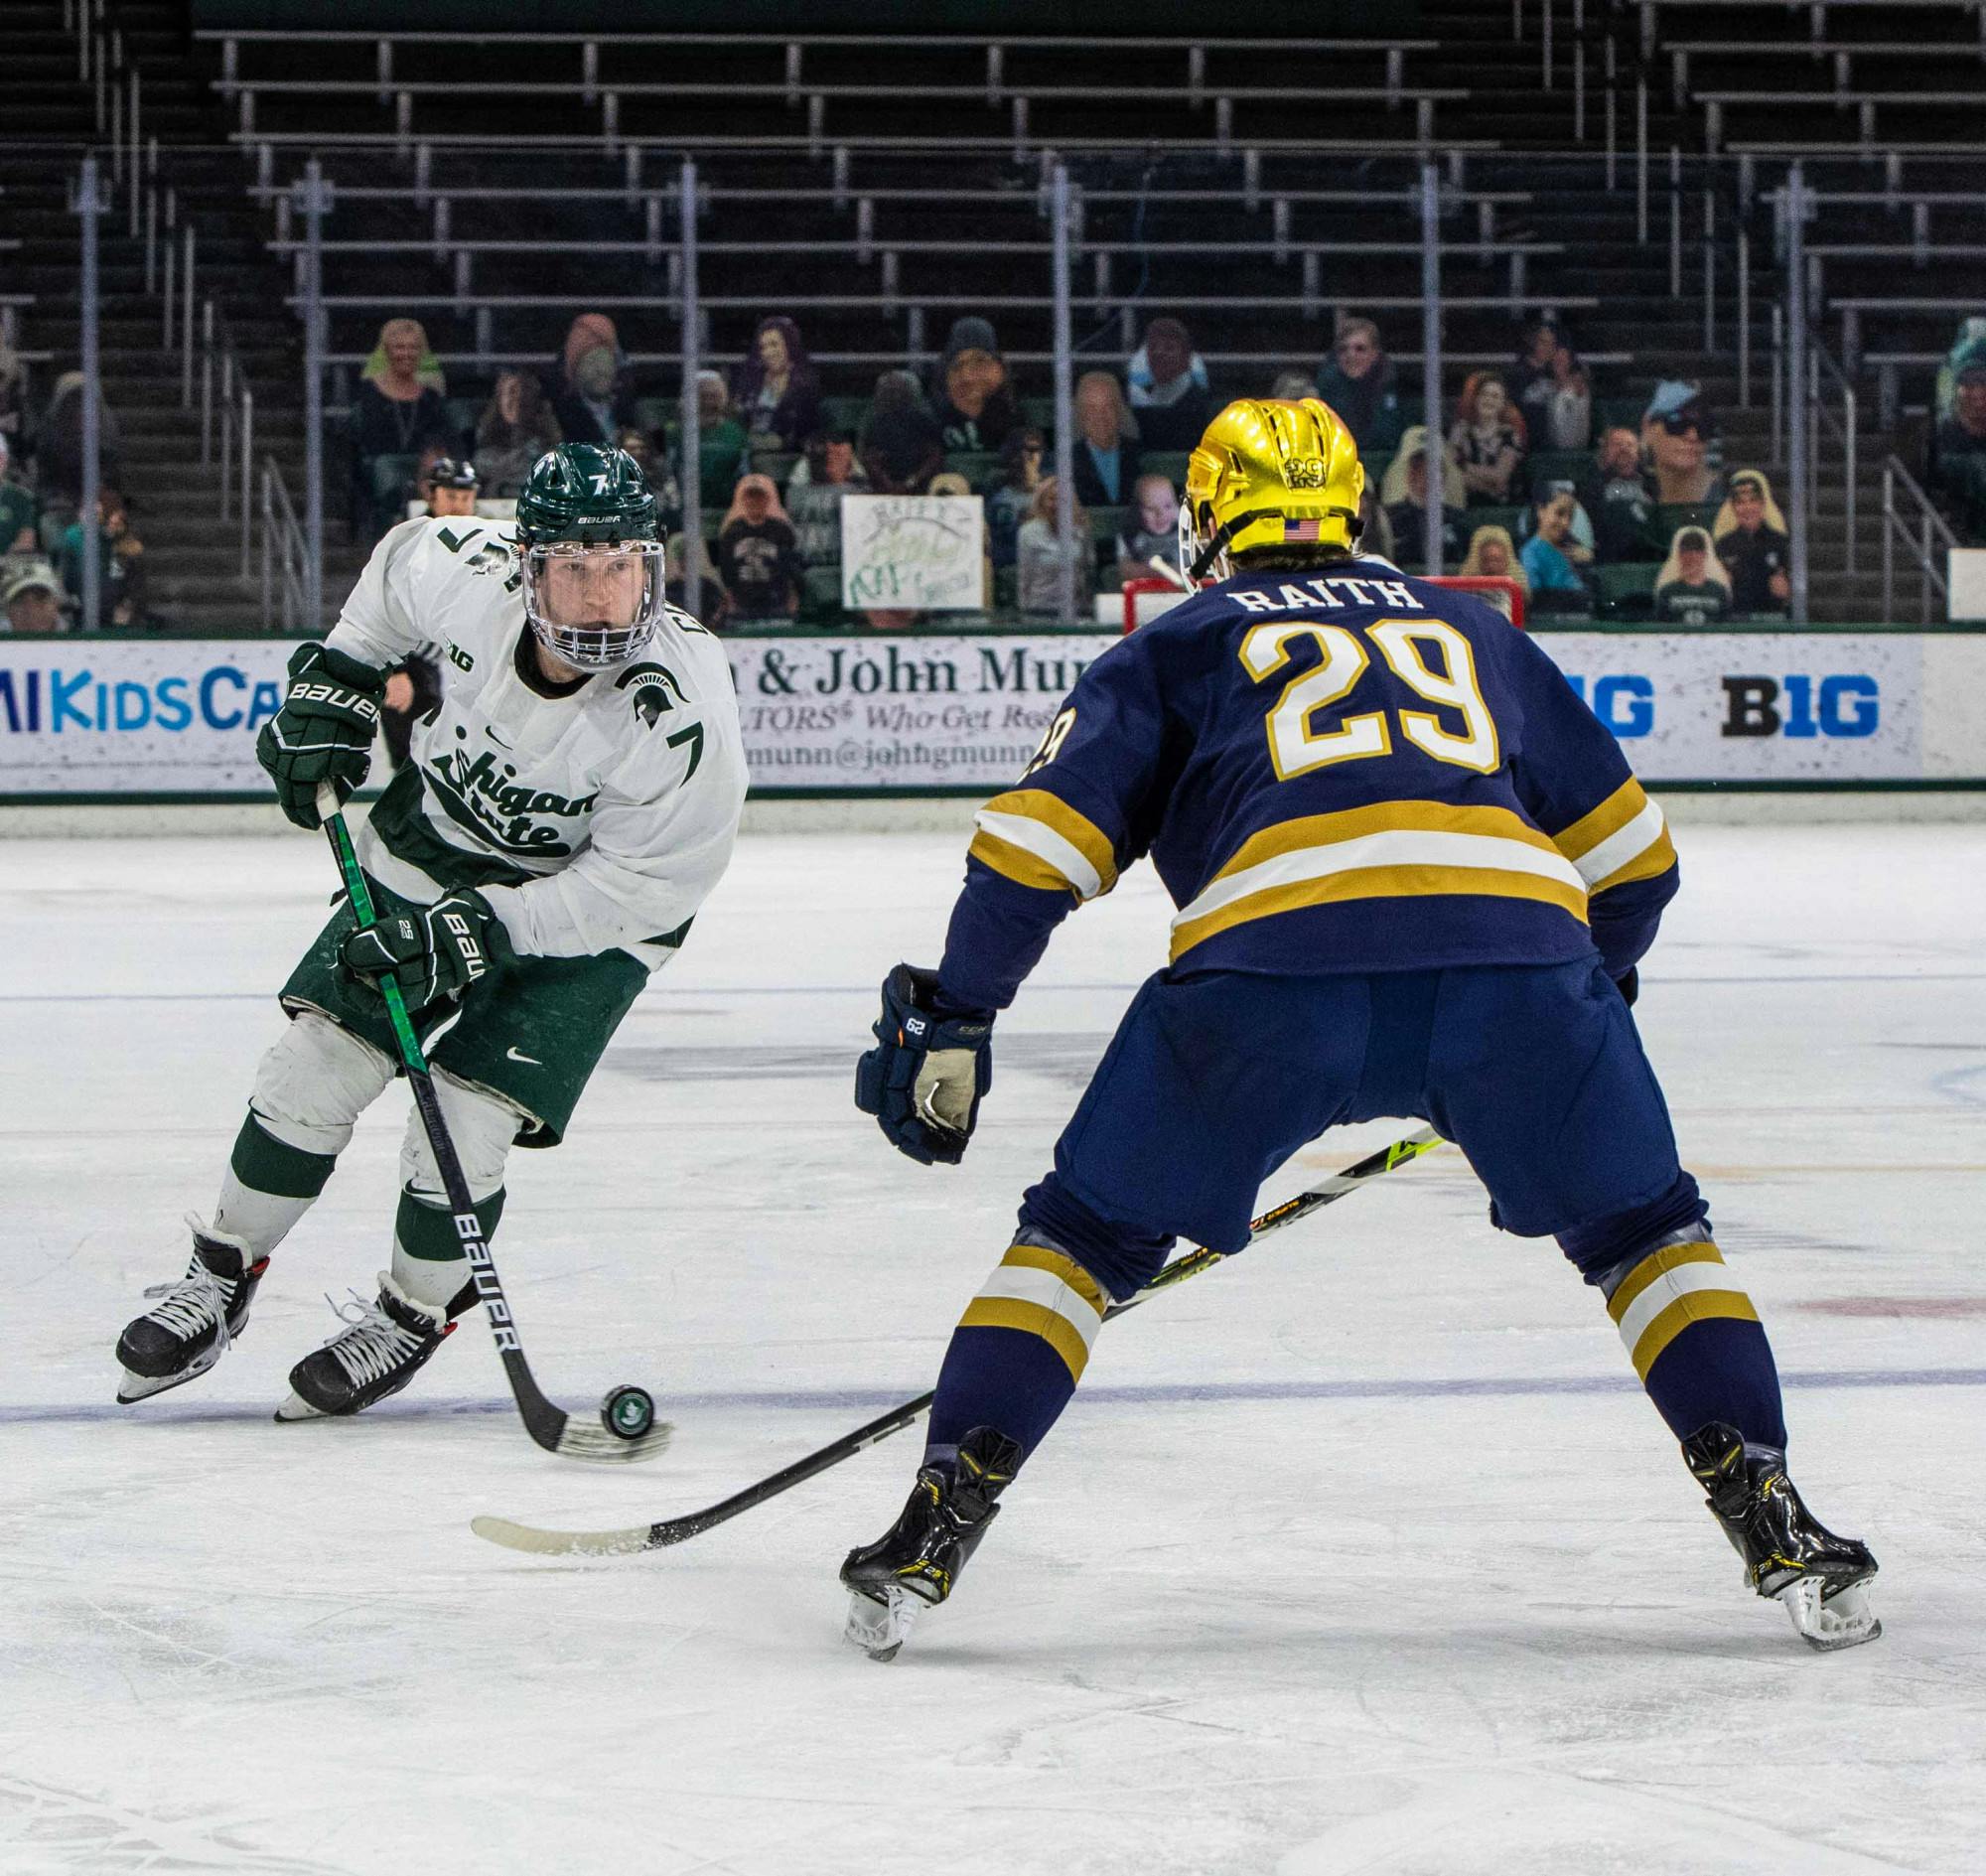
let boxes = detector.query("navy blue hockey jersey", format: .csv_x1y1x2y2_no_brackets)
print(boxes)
937,557,1678,1012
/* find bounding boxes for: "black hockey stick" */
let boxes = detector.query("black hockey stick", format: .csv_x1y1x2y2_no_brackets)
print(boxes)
316,784,671,1464
471,1126,1443,1554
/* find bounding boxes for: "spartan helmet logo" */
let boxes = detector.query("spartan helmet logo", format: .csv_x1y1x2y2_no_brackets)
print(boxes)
613,659,688,729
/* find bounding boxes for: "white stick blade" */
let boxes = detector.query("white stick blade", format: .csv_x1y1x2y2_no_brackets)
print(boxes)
553,1420,674,1465
470,1515,655,1557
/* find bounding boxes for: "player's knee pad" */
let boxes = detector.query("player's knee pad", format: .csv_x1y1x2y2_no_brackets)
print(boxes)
248,1011,395,1157
399,1071,519,1205
1557,1170,1709,1287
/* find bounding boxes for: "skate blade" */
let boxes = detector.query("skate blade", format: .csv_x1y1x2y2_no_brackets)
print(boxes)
115,1348,222,1404
1778,1575,1882,1652
844,1586,921,1663
273,1388,329,1423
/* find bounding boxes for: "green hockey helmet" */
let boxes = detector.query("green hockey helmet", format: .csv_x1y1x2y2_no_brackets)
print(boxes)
513,443,668,670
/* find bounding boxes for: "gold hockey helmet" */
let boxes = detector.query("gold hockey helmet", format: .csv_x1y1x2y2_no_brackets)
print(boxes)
1179,397,1364,583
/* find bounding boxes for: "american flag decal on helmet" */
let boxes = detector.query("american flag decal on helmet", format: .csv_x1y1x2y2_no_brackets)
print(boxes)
1283,517,1323,541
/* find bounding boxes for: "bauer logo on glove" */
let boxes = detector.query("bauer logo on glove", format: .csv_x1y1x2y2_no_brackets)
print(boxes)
341,890,505,1011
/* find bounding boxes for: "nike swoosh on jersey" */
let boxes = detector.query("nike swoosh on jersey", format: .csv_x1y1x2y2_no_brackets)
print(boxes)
505,1046,541,1065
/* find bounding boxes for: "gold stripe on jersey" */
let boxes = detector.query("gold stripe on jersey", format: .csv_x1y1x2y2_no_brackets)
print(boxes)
1168,799,1590,963
1550,779,1678,894
957,1240,1109,1382
1607,1239,1761,1381
968,789,1119,902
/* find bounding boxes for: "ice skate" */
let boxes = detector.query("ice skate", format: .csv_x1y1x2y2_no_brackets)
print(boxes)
1683,1422,1881,1652
277,1272,455,1422
840,1426,1020,1661
115,1218,268,1404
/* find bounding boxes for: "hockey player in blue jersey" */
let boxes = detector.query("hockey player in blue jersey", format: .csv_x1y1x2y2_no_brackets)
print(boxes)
844,396,1878,1660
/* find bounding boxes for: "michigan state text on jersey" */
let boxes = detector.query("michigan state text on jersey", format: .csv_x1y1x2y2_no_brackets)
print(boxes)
115,445,747,1424
845,399,1877,1661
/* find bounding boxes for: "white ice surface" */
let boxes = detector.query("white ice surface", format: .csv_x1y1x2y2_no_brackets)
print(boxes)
2,822,1983,1875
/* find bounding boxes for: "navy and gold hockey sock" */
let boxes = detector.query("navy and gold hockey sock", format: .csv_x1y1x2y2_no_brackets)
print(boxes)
924,1240,1109,1464
1604,1235,1786,1448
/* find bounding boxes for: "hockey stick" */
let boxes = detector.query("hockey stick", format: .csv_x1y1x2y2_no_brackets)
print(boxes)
315,784,672,1464
471,1126,1443,1555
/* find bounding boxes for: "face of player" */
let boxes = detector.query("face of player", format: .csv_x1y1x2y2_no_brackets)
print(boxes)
1732,485,1765,531
538,546,647,631
429,485,478,517
757,327,790,377
1137,481,1178,535
1474,379,1507,426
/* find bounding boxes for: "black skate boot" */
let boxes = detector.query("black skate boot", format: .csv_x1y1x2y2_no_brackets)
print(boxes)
276,1272,455,1422
1683,1422,1881,1652
840,1426,1021,1661
115,1219,268,1403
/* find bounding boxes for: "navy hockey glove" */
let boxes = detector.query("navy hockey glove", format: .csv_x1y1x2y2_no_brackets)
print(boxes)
256,642,386,829
855,963,994,1166
342,891,508,1011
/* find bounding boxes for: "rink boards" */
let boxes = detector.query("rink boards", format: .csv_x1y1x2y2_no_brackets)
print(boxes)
2,627,1983,797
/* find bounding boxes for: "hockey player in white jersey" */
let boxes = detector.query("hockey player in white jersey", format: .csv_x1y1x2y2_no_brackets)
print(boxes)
115,444,747,1420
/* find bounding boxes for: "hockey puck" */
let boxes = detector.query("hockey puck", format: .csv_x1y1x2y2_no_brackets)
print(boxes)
600,1384,656,1441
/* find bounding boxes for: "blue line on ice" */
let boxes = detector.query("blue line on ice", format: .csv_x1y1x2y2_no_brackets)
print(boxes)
16,1366,1984,1425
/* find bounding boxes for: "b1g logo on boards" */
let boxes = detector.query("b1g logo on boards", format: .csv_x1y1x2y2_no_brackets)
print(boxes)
1720,674,1879,739
1562,673,1654,737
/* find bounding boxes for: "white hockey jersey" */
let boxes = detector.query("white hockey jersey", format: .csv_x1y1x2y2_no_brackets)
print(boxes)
326,515,747,969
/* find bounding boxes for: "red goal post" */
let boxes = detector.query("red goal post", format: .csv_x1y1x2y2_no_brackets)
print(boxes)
1121,573,1525,632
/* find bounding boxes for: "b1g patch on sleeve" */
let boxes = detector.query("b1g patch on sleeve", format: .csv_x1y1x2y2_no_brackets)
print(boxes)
614,661,690,729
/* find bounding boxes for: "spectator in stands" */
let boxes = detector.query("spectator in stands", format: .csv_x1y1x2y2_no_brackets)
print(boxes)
688,369,750,513
58,488,146,628
1017,478,1092,620
1928,339,1986,543
1641,381,1724,506
1317,316,1407,459
1518,491,1590,603
785,427,869,586
0,435,37,553
3,559,62,635
38,369,124,511
1380,427,1466,572
1449,371,1526,505
1590,425,1658,563
733,315,822,459
350,320,452,542
987,427,1045,568
1460,524,1526,590
714,473,801,625
1115,473,1179,588
421,457,480,518
861,369,943,496
549,313,636,448
615,427,683,537
1271,369,1322,403
1510,319,1592,452
1127,316,1214,453
1933,320,1986,422
1713,470,1791,618
932,317,1019,456
473,370,562,497
927,470,994,610
0,337,26,448
1072,370,1140,510
1652,525,1732,626
1356,485,1394,563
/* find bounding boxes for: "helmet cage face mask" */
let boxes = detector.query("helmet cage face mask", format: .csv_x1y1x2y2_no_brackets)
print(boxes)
519,538,669,671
